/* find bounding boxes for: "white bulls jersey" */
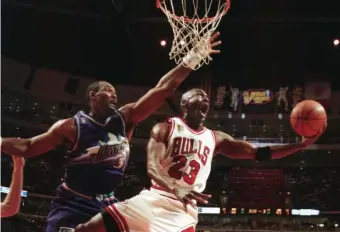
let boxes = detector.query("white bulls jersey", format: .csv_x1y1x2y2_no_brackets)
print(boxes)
105,118,217,232
152,117,216,193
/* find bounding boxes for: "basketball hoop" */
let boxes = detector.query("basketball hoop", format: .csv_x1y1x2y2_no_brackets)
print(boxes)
156,0,231,70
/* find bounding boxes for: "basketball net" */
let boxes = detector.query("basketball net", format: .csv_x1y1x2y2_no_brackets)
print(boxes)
157,0,230,70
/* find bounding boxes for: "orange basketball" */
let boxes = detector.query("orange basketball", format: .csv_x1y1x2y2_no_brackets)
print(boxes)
290,100,327,137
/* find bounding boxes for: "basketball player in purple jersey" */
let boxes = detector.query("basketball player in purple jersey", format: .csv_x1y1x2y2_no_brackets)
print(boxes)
0,32,221,231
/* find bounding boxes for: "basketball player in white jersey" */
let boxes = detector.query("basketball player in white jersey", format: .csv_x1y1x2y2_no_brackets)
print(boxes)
74,88,324,232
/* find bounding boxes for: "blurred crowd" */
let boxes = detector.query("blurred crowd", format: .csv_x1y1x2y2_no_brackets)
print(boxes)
2,87,340,143
286,168,340,210
2,214,340,232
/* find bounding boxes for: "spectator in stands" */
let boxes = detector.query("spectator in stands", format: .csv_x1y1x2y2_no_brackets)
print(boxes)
1,155,25,218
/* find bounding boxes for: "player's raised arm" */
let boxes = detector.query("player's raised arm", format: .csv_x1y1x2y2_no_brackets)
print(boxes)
120,32,222,125
1,156,25,218
213,130,323,160
0,119,74,158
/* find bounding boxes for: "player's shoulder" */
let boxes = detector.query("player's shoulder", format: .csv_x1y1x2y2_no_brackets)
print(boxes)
52,118,73,128
49,118,75,133
150,119,174,141
118,103,135,116
151,121,170,133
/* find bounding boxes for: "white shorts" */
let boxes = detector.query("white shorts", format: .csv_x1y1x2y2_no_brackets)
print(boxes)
104,186,198,232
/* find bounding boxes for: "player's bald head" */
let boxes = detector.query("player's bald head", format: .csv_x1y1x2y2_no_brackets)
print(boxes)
180,88,210,127
86,81,113,102
181,88,209,107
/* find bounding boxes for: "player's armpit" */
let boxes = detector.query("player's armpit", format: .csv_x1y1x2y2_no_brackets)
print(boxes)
1,118,74,158
147,122,176,193
213,130,257,159
121,65,192,124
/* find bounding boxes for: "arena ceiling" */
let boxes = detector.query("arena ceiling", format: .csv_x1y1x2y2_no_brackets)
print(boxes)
2,0,340,88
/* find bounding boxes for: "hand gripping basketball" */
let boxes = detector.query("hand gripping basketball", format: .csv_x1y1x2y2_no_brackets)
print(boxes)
301,123,327,147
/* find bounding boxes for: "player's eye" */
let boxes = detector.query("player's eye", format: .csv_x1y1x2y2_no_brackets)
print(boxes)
104,87,114,93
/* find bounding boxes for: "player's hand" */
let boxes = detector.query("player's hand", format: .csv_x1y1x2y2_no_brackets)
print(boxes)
208,31,222,55
301,124,327,147
12,156,25,169
174,188,211,210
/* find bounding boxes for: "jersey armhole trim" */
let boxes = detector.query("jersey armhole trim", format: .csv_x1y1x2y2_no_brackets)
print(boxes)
68,116,80,152
210,130,217,156
166,118,175,141
116,109,127,137
105,205,130,232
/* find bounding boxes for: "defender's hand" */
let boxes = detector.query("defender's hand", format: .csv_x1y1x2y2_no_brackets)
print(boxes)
208,32,222,55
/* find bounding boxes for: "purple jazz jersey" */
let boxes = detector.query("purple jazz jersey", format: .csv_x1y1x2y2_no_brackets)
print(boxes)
46,110,129,231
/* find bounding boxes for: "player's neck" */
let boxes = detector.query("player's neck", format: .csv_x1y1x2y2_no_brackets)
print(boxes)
182,118,204,131
89,110,111,124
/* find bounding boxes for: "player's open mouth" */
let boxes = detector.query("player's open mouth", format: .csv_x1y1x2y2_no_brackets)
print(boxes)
109,98,117,105
108,102,117,109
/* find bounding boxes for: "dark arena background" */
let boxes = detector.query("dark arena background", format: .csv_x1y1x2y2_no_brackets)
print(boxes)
1,0,340,231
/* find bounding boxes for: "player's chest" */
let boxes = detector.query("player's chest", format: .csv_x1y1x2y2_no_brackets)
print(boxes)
169,134,214,166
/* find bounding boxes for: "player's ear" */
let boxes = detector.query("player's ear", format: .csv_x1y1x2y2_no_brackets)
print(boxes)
182,109,188,118
89,91,96,100
180,102,187,114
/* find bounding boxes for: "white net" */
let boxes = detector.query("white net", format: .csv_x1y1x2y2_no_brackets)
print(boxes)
158,0,230,70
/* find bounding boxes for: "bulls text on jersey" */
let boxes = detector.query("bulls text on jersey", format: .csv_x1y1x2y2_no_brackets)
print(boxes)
171,137,210,166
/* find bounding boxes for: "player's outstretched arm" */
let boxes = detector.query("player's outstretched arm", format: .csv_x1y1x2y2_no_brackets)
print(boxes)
1,156,25,218
120,32,222,125
0,119,73,158
214,130,323,160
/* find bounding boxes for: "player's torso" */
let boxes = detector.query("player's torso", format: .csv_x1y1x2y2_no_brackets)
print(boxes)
153,117,216,193
64,110,130,194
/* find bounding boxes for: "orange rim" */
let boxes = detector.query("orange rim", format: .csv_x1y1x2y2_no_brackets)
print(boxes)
156,0,231,23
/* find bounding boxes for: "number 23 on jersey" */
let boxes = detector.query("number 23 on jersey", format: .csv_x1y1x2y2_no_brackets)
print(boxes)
168,156,201,185
167,137,211,185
